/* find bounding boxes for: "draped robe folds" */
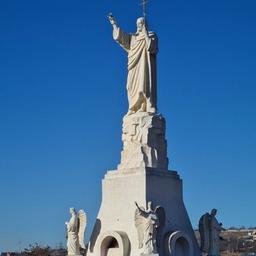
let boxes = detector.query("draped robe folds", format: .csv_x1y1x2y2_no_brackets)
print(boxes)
144,212,159,253
67,215,80,255
113,27,158,113
209,216,222,256
137,209,159,254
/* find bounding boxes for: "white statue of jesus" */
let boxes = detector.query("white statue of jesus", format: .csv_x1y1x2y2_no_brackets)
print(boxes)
108,14,158,115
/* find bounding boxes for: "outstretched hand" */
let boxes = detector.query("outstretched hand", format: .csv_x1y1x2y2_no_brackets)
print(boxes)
108,13,117,26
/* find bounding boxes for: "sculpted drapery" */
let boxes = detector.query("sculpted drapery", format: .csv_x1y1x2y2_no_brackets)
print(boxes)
66,208,80,255
209,214,222,255
134,202,165,254
65,208,87,255
109,16,158,115
199,209,223,256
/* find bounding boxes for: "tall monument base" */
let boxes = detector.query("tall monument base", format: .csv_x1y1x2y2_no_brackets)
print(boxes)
87,168,200,256
86,112,200,256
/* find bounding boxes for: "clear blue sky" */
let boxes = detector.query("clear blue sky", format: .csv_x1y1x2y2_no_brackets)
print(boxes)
0,0,255,252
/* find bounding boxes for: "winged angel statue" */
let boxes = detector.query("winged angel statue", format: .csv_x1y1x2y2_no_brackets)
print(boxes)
135,201,165,254
199,209,224,256
65,208,87,255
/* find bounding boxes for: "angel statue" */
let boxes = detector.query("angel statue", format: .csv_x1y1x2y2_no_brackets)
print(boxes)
199,209,225,256
134,201,165,254
65,208,87,256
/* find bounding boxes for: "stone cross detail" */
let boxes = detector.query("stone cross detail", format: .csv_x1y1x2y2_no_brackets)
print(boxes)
140,0,149,18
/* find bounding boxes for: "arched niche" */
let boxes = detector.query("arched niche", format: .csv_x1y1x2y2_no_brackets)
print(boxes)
96,231,130,256
165,231,193,256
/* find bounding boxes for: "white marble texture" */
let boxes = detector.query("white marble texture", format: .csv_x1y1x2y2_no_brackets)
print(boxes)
118,112,168,171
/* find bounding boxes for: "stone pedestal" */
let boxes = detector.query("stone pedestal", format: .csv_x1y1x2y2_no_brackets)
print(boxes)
118,112,168,171
87,169,201,255
87,113,201,256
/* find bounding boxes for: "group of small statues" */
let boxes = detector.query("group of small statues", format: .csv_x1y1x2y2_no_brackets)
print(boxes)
65,205,224,256
65,202,165,255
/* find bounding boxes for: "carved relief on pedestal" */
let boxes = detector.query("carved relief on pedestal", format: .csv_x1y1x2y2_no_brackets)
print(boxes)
118,112,169,171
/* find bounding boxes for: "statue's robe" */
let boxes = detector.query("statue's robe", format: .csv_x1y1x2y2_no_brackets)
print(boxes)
136,209,159,254
113,27,158,113
199,213,210,252
67,215,80,255
143,212,159,254
209,216,222,256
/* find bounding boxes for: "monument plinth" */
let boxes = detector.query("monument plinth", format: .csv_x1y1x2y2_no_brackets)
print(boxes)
119,112,168,171
86,13,201,256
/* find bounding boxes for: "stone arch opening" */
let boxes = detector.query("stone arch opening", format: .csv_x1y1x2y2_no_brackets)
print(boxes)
101,236,120,256
165,231,193,256
96,231,130,256
174,236,190,256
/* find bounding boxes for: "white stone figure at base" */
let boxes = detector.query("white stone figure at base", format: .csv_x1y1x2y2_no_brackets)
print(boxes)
135,201,165,255
65,208,87,256
108,13,158,116
199,209,224,256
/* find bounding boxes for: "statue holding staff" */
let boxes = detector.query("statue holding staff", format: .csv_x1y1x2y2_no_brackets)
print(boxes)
108,13,158,116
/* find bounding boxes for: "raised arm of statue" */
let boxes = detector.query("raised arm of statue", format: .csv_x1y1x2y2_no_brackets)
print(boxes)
135,201,142,212
108,13,118,30
135,202,147,216
108,13,131,52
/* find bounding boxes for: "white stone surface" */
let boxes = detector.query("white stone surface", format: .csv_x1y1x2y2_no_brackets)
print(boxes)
87,169,201,256
135,201,165,254
65,208,87,256
85,14,201,256
166,231,194,256
118,112,168,171
108,14,158,115
141,254,159,256
94,231,130,256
